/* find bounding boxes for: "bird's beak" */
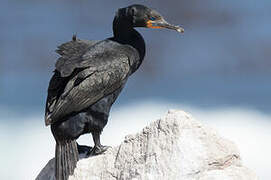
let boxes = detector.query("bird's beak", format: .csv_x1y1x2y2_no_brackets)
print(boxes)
146,19,184,33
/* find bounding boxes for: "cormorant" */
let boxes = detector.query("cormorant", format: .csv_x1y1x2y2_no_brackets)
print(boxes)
45,4,183,180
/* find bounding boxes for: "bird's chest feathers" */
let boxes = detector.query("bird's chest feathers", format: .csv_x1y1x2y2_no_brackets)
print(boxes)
119,44,141,73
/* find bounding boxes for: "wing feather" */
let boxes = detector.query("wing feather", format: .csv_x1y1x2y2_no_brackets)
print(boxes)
45,39,138,125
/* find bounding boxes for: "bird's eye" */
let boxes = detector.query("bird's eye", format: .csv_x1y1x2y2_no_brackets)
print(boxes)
150,16,156,21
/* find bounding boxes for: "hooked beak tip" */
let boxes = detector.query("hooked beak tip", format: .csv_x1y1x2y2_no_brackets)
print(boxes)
176,27,184,33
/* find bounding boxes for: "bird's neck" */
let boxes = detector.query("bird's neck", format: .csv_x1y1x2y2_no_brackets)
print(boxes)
112,17,146,64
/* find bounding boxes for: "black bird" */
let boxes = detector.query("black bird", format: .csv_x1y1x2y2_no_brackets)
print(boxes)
45,4,183,180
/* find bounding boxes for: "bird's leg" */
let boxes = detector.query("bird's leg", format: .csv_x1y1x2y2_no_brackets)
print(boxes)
87,131,110,156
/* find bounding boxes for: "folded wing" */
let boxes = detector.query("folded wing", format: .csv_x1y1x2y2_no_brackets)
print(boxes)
45,38,138,125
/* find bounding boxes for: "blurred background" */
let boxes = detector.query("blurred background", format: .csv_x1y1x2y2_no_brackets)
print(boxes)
0,0,270,179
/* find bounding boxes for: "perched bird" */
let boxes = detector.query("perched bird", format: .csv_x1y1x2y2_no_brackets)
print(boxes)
45,4,183,180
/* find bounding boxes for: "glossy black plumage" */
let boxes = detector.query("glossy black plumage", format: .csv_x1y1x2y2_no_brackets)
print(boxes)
44,4,183,180
46,39,140,125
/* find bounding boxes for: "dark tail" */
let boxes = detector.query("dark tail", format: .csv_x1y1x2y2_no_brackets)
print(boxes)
55,140,79,180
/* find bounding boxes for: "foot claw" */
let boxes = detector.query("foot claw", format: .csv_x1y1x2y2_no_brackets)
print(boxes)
87,145,110,156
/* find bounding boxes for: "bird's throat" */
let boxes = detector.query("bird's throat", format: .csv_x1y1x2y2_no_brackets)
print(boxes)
112,17,146,63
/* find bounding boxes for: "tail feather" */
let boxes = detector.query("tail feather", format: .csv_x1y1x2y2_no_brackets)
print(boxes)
55,140,79,180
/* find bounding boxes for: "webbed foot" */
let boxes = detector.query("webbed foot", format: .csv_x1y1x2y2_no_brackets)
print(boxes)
86,145,110,156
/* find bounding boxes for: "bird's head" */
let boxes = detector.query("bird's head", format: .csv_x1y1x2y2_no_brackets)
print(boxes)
116,4,184,33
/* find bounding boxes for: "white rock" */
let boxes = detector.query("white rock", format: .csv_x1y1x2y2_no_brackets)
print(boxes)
36,110,258,180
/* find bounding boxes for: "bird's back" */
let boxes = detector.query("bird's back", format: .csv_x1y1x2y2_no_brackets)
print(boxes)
45,37,99,121
55,37,99,77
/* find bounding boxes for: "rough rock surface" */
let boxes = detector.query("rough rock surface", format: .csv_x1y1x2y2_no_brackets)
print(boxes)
36,110,258,180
